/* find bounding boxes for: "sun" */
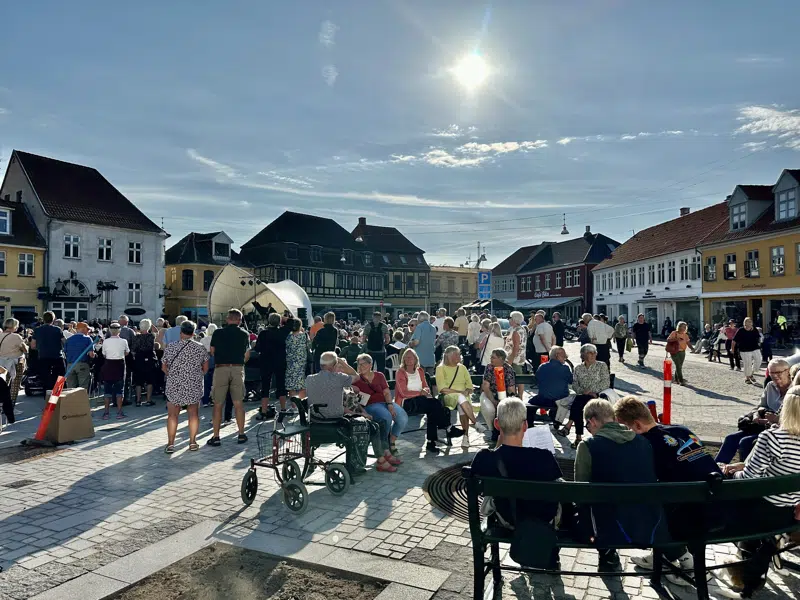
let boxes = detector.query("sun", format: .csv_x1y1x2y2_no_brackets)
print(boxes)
451,53,489,91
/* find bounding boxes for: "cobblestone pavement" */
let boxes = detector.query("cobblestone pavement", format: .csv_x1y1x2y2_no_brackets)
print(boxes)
0,344,797,600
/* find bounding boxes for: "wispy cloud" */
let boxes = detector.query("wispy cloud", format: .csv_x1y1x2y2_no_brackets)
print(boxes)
388,139,547,168
736,55,783,65
187,148,239,178
321,64,338,86
737,105,800,149
0,108,7,115
318,20,338,47
257,171,316,188
430,125,476,138
620,130,683,141
459,140,548,154
739,141,767,151
556,137,574,145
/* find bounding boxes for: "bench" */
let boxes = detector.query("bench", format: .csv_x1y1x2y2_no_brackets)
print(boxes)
463,467,800,600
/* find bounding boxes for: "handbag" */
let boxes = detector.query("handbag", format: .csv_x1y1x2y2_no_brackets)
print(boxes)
665,336,680,355
437,367,461,408
737,413,768,437
625,337,633,353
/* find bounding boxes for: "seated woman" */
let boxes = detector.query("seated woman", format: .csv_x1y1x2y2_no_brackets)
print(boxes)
533,345,574,426
436,345,486,449
480,348,516,442
557,343,610,448
353,353,409,458
478,322,505,374
395,348,462,454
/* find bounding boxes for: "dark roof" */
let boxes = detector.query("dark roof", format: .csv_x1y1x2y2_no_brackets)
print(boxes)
0,200,46,248
242,211,362,250
492,244,542,276
518,232,620,273
784,170,800,184
597,203,729,269
737,185,773,202
12,150,163,233
351,220,428,269
699,206,800,245
165,232,249,267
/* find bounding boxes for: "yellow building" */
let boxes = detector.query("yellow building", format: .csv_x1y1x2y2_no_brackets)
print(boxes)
699,172,800,332
428,266,477,315
0,198,46,324
164,232,251,323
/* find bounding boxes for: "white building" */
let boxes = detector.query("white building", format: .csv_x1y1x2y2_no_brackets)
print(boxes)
591,204,728,334
0,150,167,323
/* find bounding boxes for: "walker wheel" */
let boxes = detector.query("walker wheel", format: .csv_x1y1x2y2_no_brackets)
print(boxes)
324,463,350,496
282,480,309,514
282,459,301,481
240,469,258,506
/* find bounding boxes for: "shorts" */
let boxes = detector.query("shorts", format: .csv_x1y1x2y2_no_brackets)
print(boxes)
212,365,245,404
103,380,124,397
512,363,524,375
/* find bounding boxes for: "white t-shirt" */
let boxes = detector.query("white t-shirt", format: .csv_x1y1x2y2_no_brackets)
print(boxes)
587,320,615,345
102,336,129,360
63,330,74,339
433,317,445,335
406,370,423,392
533,321,555,354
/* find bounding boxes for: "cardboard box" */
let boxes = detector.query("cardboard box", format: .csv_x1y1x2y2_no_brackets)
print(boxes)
46,387,95,444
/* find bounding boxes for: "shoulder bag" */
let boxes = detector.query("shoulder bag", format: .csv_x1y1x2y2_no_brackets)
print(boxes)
665,335,680,356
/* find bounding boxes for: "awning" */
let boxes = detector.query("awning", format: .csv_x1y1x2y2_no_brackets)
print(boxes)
460,298,516,312
514,296,581,310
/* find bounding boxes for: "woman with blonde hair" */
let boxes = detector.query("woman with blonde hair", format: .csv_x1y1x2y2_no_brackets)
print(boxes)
479,322,505,372
0,318,27,419
436,346,485,449
395,348,462,453
732,317,761,385
666,321,691,385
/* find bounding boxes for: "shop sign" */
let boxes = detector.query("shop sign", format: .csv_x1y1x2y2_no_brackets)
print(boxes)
533,291,559,299
741,283,767,290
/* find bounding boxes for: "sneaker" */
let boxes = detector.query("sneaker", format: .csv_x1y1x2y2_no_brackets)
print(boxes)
445,425,464,446
461,436,470,449
426,441,441,454
474,421,487,434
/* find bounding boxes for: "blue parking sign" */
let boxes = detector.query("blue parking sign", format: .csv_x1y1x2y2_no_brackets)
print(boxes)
478,271,492,300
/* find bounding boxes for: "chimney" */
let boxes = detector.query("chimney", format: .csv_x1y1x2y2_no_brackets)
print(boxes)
680,207,690,217
585,225,591,233
358,217,367,227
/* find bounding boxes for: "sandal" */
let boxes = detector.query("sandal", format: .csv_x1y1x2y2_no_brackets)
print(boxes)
165,445,175,454
206,436,221,447
188,443,199,451
386,454,402,466
376,460,397,473
237,434,248,444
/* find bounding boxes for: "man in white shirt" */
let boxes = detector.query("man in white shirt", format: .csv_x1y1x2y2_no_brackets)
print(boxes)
100,323,130,419
533,314,556,356
433,308,447,335
586,313,615,368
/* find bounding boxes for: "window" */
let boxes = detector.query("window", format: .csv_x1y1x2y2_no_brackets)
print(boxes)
382,255,390,265
555,272,562,289
607,272,613,290
314,272,322,287
600,273,607,291
731,203,746,230
622,270,628,288
657,263,665,284
311,246,322,263
182,269,194,290
565,270,572,287
128,282,142,305
724,254,737,280
615,271,621,289
667,261,675,283
301,271,310,287
648,264,655,285
535,275,540,291
343,249,353,265
406,275,415,291
285,243,298,260
416,256,423,264
363,252,372,266
501,279,508,292
399,255,407,265
544,274,550,290
98,238,112,261
50,301,88,322
771,246,785,276
97,285,110,306
214,242,230,257
745,250,759,278
0,251,4,274
638,266,645,287
447,279,455,293
777,189,798,221
64,234,80,258
393,274,402,290
419,275,427,291
462,280,469,295
18,253,34,276
679,258,688,281
346,274,354,289
510,278,515,292
431,278,441,293
690,256,700,280
203,269,214,291
573,269,580,287
336,273,344,288
0,209,9,235
128,241,142,264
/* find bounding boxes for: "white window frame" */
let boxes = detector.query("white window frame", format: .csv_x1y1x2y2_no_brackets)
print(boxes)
705,256,717,281
771,246,785,276
363,252,372,266
601,273,607,291
679,258,688,281
64,234,81,259
311,246,323,263
128,282,142,305
535,275,540,291
573,269,580,287
731,203,746,230
565,270,572,287
555,272,562,289
0,208,10,235
622,270,628,288
544,273,550,290
18,252,34,276
98,238,113,262
777,189,798,221
690,256,700,280
128,241,143,264
657,263,665,284
638,266,645,287
667,260,676,283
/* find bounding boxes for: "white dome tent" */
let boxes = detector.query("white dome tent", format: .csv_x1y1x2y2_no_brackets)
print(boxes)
207,264,312,328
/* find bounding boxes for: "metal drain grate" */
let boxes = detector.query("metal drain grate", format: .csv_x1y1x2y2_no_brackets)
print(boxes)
2,479,38,489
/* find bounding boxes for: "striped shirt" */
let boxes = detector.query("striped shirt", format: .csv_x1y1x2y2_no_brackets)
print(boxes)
735,428,800,507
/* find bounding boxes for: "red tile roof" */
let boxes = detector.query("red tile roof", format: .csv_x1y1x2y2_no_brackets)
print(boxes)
596,203,730,269
699,207,800,245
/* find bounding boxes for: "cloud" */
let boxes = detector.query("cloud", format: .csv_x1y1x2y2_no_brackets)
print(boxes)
430,125,477,138
321,64,338,86
187,148,239,178
387,139,547,168
740,141,767,151
257,171,315,188
736,55,783,65
420,149,488,167
737,106,800,148
318,20,338,47
619,130,683,140
557,137,574,145
0,108,7,115
458,140,548,154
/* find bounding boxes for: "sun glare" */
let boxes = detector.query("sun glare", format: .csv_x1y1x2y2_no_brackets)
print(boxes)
451,53,489,91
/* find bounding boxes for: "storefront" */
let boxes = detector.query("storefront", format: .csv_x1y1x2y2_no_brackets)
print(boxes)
703,291,800,331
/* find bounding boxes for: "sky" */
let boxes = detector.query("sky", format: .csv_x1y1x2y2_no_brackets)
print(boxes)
1,1,799,268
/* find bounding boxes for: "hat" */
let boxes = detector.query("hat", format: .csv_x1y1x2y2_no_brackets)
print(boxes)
109,322,121,330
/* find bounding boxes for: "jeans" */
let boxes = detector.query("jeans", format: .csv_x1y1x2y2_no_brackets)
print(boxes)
740,350,761,378
715,430,758,464
615,338,626,359
673,350,686,382
570,394,594,436
636,340,649,362
364,402,409,439
726,340,741,369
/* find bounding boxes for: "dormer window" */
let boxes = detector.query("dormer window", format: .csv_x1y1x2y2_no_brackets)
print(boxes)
731,203,746,230
416,256,423,264
214,242,230,257
399,255,407,264
285,243,298,260
777,189,797,221
382,255,390,265
0,209,9,235
310,246,322,263
363,252,372,266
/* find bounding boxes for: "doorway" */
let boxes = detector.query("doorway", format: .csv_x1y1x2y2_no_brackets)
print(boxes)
751,299,763,329
644,306,658,334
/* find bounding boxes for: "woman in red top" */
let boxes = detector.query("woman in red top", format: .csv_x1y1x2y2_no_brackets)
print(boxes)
395,349,462,454
354,353,408,459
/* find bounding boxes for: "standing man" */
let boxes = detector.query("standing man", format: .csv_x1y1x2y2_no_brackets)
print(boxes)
31,311,65,396
631,313,653,367
454,309,470,345
409,310,437,380
362,311,390,376
255,312,288,420
309,315,324,340
118,315,136,403
586,313,615,369
207,309,251,446
532,313,556,372
723,319,741,371
433,308,447,335
504,311,527,397
552,312,565,347
311,312,339,374
163,315,188,346
64,322,94,390
776,310,788,348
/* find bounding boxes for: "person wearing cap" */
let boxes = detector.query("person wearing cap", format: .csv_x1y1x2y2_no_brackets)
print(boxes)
100,322,130,419
65,322,95,390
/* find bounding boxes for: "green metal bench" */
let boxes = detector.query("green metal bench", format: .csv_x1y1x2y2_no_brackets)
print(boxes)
463,467,800,600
